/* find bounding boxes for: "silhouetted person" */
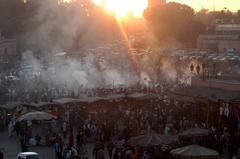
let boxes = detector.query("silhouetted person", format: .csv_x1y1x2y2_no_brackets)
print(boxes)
0,151,4,159
69,132,74,147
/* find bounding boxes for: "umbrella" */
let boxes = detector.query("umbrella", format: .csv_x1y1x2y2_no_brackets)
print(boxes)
170,145,219,159
179,128,210,137
129,131,178,146
17,111,57,121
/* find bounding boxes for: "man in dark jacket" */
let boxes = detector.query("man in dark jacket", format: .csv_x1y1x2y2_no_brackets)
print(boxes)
0,150,3,159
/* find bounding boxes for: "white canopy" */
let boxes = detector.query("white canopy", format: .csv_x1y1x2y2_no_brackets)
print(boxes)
170,145,219,159
17,111,57,121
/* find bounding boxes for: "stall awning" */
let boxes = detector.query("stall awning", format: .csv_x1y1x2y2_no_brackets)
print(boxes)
169,87,240,102
0,102,21,110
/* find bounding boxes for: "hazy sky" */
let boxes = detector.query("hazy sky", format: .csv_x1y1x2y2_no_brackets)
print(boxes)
168,0,240,11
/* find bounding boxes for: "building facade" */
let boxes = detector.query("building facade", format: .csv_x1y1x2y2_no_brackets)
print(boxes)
197,24,240,53
0,31,16,56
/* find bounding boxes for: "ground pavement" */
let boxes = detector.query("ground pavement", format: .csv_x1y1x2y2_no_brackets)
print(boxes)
0,131,21,159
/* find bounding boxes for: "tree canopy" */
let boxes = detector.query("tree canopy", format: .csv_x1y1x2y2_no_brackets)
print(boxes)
144,2,205,47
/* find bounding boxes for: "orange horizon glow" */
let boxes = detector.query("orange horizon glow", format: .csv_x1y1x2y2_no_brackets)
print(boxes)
91,0,148,18
59,0,239,13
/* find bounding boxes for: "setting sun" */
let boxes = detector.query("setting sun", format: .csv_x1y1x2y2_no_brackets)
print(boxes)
91,0,148,18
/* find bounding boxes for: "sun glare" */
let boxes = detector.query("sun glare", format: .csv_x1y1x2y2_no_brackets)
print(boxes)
92,0,148,18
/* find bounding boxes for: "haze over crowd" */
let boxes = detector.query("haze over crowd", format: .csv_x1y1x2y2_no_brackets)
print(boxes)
0,0,239,90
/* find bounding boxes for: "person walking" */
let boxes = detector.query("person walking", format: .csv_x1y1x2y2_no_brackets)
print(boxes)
8,121,13,137
107,142,114,159
54,140,63,159
0,150,4,159
69,131,74,148
14,122,21,137
237,147,240,159
76,131,81,150
62,121,67,138
93,140,104,159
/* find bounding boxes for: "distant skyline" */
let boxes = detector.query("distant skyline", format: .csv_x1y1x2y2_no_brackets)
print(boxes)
168,0,240,11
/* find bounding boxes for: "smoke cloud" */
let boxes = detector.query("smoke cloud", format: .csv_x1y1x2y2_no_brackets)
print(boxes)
17,0,192,92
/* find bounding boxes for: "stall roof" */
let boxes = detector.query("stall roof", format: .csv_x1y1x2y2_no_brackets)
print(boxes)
127,93,158,100
0,105,7,110
103,94,125,100
78,96,102,103
52,98,84,104
170,87,240,102
22,102,56,108
43,93,160,106
54,96,107,104
0,102,21,110
128,93,146,98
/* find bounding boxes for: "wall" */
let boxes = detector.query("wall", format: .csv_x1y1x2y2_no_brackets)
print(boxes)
191,78,240,91
0,37,16,56
197,35,218,51
197,35,240,53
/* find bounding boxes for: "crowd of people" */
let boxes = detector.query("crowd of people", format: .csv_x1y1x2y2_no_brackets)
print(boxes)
2,92,239,159
53,100,240,159
0,77,239,159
